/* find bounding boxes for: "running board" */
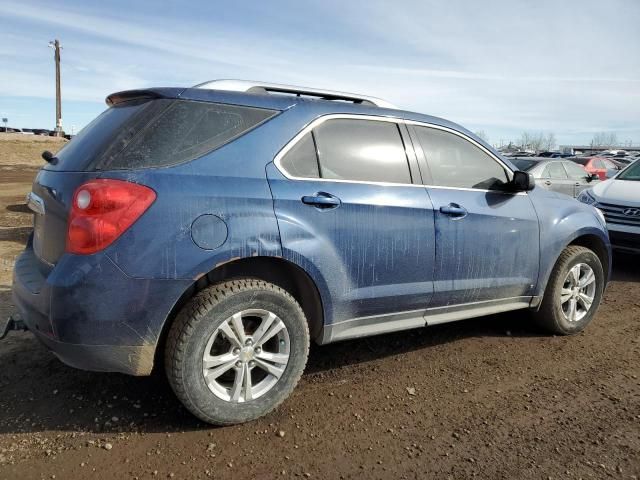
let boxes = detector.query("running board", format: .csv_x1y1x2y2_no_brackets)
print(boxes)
320,296,536,344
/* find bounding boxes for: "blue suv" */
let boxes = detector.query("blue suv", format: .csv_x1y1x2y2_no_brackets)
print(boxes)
8,80,611,425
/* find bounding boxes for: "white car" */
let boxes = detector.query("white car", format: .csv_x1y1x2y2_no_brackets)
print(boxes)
577,159,640,254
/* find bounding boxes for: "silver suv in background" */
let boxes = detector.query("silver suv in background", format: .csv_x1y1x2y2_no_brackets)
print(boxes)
578,159,640,254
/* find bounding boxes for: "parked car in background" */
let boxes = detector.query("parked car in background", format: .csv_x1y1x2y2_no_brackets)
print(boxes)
537,151,574,158
8,80,611,425
509,157,599,198
570,156,619,180
578,159,640,254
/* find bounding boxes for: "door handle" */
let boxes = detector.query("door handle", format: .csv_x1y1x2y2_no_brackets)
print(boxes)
301,192,341,209
544,180,552,186
439,203,467,218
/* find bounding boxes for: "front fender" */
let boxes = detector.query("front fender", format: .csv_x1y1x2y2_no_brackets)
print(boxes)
530,189,611,298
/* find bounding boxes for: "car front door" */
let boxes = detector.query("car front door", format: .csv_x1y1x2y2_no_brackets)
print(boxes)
266,116,436,340
409,124,540,308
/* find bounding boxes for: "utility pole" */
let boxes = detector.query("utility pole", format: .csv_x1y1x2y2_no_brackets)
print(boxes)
48,39,63,136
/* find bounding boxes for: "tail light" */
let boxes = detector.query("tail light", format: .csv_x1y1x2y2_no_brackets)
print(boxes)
66,179,156,255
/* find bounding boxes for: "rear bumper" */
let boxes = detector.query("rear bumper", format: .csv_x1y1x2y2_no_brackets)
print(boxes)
27,323,155,375
12,242,191,375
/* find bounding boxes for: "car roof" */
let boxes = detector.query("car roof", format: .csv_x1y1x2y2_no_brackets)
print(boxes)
105,86,490,151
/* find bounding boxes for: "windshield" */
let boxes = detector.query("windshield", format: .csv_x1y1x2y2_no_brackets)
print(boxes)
617,161,640,181
510,158,538,171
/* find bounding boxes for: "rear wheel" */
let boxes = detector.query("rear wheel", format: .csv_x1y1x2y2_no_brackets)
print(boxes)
532,246,604,335
165,279,309,425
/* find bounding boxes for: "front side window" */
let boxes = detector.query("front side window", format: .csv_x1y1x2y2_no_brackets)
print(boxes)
413,127,508,190
312,119,412,184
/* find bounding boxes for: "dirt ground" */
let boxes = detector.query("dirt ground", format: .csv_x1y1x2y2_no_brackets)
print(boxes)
0,135,638,480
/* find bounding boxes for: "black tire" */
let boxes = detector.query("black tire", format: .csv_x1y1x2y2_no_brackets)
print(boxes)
532,245,604,335
165,279,309,425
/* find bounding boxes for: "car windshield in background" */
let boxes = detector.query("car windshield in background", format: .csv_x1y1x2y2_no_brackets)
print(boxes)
510,158,538,171
617,161,640,181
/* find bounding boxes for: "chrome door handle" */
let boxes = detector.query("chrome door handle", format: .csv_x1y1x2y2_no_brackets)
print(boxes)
301,192,341,209
439,203,467,218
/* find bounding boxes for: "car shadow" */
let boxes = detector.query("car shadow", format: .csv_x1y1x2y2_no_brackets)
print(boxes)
0,256,635,435
611,252,640,282
5,203,31,214
0,284,538,436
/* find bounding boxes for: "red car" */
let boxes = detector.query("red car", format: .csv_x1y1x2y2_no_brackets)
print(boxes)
570,156,619,180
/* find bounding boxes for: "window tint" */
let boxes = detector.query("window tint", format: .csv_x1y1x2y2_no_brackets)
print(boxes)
279,132,319,178
48,100,149,171
413,127,508,189
603,159,617,169
563,161,588,180
313,119,411,184
94,100,277,170
545,163,568,179
592,159,605,169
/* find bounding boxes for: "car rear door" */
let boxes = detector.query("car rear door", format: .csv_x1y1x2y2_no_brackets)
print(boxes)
562,161,594,197
540,162,575,197
408,124,539,308
266,116,436,339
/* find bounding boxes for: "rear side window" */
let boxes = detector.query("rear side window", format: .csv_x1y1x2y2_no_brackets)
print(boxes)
279,133,319,178
544,163,568,179
563,161,588,179
313,119,412,184
94,100,277,170
413,127,508,190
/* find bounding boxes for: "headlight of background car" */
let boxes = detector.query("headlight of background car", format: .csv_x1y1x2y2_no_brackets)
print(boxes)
577,189,596,205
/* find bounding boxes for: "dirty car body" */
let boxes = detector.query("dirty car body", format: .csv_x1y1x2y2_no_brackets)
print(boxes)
11,81,611,422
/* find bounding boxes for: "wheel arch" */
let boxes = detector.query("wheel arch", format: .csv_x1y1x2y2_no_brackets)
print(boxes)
568,233,610,282
153,256,326,370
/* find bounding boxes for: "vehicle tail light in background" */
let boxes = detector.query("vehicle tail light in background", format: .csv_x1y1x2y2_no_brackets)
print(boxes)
66,179,156,255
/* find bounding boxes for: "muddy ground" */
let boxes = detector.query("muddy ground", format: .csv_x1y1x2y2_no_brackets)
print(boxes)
0,135,638,479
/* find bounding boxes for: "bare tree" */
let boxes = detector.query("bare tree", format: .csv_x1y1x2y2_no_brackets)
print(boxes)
590,132,618,148
542,132,556,151
518,131,557,153
474,130,489,143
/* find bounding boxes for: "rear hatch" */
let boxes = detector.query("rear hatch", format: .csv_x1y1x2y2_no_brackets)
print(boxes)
30,89,278,266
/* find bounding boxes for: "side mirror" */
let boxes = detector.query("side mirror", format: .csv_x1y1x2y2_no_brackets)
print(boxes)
512,170,535,191
605,169,617,179
587,173,600,182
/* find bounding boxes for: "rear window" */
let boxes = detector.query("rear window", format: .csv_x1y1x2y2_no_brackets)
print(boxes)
49,99,277,171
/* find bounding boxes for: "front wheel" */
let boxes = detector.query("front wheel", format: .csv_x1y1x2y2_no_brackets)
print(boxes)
165,279,309,425
532,245,605,335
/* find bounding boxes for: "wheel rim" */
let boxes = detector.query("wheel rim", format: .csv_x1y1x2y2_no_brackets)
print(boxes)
202,309,290,403
560,263,596,322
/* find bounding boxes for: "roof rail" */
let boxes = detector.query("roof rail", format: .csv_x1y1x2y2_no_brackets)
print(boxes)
192,79,397,109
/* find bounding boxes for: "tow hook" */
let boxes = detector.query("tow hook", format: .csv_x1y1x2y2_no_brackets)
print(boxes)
0,314,28,340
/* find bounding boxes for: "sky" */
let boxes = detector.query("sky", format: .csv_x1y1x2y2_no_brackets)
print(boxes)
0,0,638,147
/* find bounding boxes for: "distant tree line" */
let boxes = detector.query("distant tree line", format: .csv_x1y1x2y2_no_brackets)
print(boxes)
518,132,557,153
